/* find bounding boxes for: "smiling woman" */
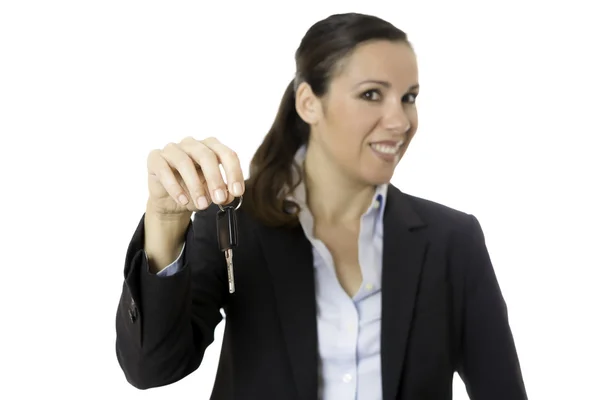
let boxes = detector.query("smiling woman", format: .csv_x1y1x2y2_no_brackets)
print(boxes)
245,18,420,228
115,12,528,400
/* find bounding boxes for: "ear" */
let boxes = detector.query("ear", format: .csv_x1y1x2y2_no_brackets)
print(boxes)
295,82,323,125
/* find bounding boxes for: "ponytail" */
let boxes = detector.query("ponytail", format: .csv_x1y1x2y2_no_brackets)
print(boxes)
245,79,309,228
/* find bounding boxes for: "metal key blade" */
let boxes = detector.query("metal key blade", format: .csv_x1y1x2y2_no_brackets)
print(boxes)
225,249,235,293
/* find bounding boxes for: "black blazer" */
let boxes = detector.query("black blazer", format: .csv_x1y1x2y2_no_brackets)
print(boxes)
115,184,528,399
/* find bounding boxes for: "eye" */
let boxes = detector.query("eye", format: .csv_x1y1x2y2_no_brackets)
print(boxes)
404,93,418,104
361,89,382,101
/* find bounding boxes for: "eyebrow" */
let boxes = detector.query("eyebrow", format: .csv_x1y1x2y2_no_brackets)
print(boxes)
355,80,420,91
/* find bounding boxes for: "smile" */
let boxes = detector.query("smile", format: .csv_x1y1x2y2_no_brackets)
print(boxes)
370,141,404,155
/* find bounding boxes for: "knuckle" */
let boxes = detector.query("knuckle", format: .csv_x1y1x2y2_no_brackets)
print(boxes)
225,148,239,161
204,176,222,189
148,148,161,158
147,149,161,166
154,164,171,180
198,147,216,161
166,182,182,196
163,142,178,151
177,156,195,171
202,136,218,144
181,135,195,143
206,177,225,191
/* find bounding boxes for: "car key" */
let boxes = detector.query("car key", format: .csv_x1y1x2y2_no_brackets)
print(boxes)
217,202,239,294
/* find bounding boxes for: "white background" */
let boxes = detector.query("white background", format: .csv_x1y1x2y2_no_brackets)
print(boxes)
1,1,599,399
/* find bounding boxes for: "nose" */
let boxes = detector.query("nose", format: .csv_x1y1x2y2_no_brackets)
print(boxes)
382,101,411,133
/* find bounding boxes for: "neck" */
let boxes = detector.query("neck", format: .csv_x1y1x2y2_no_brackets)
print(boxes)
303,144,377,226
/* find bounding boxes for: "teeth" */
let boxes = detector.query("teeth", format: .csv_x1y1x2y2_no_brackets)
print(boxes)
371,142,403,155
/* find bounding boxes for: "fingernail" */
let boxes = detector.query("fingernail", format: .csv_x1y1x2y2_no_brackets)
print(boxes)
178,194,189,205
197,196,209,209
232,182,242,196
214,189,226,203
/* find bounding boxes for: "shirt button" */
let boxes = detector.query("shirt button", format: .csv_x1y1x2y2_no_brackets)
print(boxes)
342,374,352,383
366,283,373,290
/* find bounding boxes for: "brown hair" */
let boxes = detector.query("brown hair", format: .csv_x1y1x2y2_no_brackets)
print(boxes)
245,13,410,228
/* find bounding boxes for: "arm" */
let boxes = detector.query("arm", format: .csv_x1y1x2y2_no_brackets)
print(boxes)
456,215,528,399
115,205,227,389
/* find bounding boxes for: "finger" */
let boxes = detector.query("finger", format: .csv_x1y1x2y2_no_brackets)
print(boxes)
173,168,212,212
160,142,209,209
180,137,229,204
200,137,245,197
147,149,192,206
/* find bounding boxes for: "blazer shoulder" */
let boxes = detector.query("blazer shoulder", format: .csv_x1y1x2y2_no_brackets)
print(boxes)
401,192,475,231
400,191,491,265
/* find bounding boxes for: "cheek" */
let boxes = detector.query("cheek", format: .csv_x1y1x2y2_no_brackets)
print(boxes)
330,121,375,159
318,100,381,165
318,124,368,172
408,106,419,129
336,105,379,140
324,104,373,145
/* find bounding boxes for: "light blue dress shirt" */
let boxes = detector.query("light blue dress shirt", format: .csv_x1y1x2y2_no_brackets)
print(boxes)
155,145,387,400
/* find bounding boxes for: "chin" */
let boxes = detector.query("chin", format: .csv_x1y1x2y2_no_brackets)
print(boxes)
361,170,395,187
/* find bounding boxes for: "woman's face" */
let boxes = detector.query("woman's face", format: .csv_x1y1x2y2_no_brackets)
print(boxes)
300,40,419,186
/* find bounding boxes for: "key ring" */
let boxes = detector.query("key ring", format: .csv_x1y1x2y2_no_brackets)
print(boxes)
217,195,243,212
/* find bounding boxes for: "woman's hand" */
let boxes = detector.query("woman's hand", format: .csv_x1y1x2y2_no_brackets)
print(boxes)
146,136,245,216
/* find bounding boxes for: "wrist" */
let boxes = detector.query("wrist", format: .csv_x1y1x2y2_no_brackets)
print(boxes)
145,199,192,224
144,203,191,272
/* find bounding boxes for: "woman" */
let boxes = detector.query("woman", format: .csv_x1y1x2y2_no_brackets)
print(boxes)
115,12,528,400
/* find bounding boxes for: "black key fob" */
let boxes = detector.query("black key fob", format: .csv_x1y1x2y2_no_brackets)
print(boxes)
216,206,238,252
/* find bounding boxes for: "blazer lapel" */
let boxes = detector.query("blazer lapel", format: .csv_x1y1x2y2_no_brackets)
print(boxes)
381,185,429,400
256,222,318,400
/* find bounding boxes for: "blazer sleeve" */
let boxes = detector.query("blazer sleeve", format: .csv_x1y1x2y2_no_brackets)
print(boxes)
115,205,228,389
456,215,528,399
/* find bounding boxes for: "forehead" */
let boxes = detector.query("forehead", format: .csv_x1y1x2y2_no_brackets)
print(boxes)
335,40,418,86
